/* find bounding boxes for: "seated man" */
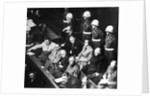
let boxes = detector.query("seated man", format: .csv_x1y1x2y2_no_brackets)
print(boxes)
27,37,59,65
56,49,69,73
54,72,82,88
44,46,61,71
64,56,79,77
28,37,59,52
98,60,117,89
62,35,82,56
82,48,103,75
45,49,69,77
54,56,81,88
76,40,93,70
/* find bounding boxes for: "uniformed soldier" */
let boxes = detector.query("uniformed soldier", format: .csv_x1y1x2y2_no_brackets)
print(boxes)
104,25,117,64
62,12,73,41
91,19,104,49
81,11,92,41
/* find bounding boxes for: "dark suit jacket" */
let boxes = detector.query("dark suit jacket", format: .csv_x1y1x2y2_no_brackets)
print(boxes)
58,56,69,73
64,39,83,56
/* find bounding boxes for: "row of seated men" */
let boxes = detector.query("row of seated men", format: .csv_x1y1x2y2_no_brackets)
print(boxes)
26,36,117,88
26,10,117,88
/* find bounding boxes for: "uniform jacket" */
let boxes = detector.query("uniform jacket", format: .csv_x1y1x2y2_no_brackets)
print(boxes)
81,19,91,32
105,33,116,49
92,27,104,41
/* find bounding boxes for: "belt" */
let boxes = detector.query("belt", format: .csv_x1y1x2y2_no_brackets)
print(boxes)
83,31,91,35
105,47,114,51
92,38,101,42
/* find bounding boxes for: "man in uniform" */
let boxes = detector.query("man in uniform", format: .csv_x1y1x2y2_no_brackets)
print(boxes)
91,19,104,49
81,11,92,41
104,25,117,64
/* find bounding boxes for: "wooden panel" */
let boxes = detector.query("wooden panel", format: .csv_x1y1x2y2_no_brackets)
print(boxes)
28,55,59,88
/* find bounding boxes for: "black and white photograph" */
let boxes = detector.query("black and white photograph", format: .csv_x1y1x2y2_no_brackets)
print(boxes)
25,7,119,89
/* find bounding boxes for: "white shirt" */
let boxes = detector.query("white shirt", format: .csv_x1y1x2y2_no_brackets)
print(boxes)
41,42,58,52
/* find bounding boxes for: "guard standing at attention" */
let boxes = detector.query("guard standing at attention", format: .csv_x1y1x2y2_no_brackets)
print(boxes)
91,19,104,49
81,11,92,41
104,25,117,64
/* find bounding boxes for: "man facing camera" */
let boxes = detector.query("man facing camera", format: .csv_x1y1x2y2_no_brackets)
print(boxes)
27,37,59,65
76,40,93,70
62,35,82,56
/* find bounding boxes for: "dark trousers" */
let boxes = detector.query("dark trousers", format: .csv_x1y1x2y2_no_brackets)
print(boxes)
82,65,96,75
62,32,70,42
83,34,92,41
92,41,101,49
38,51,49,66
104,50,115,64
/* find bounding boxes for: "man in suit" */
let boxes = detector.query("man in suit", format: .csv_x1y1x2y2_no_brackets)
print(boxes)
76,40,93,70
57,50,69,73
62,35,82,56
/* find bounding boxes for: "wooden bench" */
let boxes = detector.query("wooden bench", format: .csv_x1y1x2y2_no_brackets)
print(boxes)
27,55,60,88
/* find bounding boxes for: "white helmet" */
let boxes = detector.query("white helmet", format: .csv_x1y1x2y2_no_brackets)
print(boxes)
83,11,91,18
105,25,114,33
91,19,99,26
66,13,73,19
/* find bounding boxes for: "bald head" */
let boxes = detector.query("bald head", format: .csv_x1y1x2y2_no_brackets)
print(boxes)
69,56,75,65
94,47,101,56
69,36,76,44
60,49,66,58
110,60,116,68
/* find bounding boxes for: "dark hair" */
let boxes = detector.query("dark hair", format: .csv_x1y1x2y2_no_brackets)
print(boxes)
44,37,51,41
